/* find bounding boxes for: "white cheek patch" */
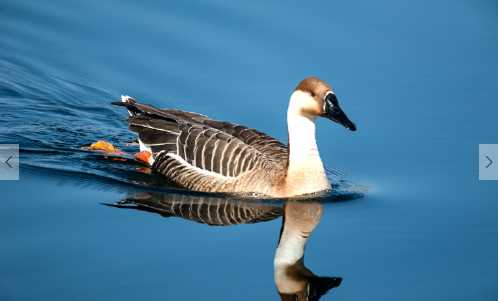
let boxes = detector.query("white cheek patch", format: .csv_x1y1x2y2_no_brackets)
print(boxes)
289,90,316,115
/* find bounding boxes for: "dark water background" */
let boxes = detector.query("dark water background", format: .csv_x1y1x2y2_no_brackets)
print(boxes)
1,0,498,300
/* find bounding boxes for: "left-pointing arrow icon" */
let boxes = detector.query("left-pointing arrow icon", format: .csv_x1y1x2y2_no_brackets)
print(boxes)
5,155,13,168
0,144,19,180
485,155,493,168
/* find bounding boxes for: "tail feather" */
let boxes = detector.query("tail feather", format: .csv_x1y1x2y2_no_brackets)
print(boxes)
111,95,174,120
113,96,181,157
111,95,137,116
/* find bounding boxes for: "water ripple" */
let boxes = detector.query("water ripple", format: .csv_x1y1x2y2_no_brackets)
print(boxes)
0,56,365,200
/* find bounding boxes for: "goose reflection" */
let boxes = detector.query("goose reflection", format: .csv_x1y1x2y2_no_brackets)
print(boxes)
108,192,342,300
275,201,342,300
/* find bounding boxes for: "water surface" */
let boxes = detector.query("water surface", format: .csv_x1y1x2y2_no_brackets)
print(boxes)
1,0,498,300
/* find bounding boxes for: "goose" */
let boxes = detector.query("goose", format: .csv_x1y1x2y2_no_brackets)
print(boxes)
113,77,356,197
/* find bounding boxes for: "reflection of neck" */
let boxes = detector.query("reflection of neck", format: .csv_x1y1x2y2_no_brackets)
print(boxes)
275,226,307,267
274,225,310,295
274,202,323,294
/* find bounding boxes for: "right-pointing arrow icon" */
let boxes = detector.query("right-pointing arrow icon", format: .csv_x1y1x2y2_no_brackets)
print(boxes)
485,155,493,168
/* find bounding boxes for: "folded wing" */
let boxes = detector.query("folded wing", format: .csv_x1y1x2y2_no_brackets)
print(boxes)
113,97,288,191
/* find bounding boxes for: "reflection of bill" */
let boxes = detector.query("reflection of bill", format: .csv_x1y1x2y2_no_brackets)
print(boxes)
0,144,19,180
479,144,498,180
109,193,342,300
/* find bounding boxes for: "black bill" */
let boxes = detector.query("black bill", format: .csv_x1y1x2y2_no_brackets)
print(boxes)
323,92,357,131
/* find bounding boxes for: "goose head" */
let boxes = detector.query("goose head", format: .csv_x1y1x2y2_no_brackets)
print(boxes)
290,77,357,131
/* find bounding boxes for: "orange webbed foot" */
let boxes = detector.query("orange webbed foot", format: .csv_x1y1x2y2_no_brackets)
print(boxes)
134,150,153,165
87,140,124,155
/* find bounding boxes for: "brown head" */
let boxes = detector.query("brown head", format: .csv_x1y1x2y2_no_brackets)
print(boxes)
291,77,357,131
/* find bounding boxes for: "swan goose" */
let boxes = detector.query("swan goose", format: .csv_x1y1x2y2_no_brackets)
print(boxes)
113,77,356,198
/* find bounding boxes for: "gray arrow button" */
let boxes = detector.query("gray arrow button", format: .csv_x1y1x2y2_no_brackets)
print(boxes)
479,144,498,180
0,144,19,180
4,154,14,168
485,155,493,169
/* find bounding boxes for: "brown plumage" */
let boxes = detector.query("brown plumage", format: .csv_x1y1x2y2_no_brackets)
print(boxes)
295,76,331,104
113,77,357,197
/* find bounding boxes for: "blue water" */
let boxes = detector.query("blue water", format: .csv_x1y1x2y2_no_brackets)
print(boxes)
1,0,498,300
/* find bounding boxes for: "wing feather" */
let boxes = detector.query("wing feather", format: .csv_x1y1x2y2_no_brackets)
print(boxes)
114,99,288,190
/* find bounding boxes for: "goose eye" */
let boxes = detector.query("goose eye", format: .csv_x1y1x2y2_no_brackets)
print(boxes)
325,91,338,105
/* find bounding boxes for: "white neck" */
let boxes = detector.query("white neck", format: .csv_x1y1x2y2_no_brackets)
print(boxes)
285,91,329,194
